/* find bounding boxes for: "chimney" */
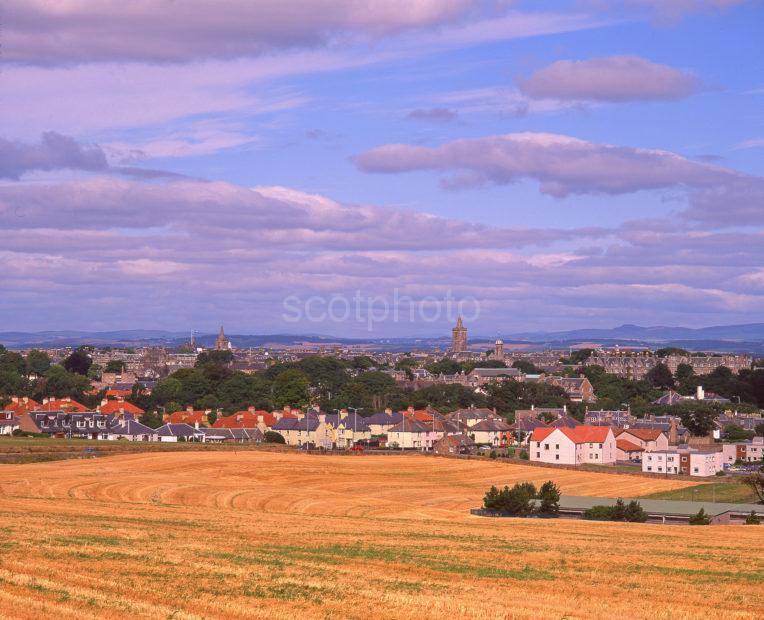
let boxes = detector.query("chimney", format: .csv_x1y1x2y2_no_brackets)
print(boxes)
186,405,194,412
318,413,326,424
668,417,678,446
194,421,199,429
101,399,108,407
696,385,705,401
257,415,264,425
340,409,348,420
563,404,567,413
384,407,392,415
247,406,255,414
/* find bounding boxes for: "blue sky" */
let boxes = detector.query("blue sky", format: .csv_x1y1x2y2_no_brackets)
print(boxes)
0,1,763,336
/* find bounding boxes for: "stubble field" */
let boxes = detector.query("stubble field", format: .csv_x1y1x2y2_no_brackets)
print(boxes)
0,450,760,619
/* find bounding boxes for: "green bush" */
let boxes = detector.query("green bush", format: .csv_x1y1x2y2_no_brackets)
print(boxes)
623,500,648,523
744,510,760,525
482,482,537,516
519,449,529,460
583,499,648,522
537,480,561,515
582,505,615,521
263,430,286,444
689,508,711,525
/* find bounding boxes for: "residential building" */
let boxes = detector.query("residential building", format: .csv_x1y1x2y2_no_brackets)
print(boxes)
584,409,636,427
107,418,158,441
614,428,669,453
164,407,211,426
469,417,512,446
529,426,616,465
156,423,206,442
642,447,724,477
199,427,264,443
386,418,444,450
433,433,475,455
0,411,19,435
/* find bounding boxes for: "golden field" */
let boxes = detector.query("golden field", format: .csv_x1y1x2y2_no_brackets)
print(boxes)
0,450,760,619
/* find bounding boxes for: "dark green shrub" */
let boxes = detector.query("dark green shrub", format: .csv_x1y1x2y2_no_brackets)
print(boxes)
537,480,561,515
582,505,615,521
744,510,760,525
689,508,711,525
624,500,648,523
264,430,286,444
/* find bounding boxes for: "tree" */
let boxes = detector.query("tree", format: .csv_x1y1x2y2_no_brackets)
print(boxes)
744,510,760,525
756,422,764,437
26,350,51,375
723,424,754,442
678,406,718,437
646,363,674,389
272,368,310,408
624,500,648,523
41,365,90,397
481,482,537,516
674,362,695,385
351,356,375,370
656,347,689,357
105,360,127,373
741,472,764,504
512,360,543,374
688,508,711,525
195,350,234,367
87,363,103,381
264,430,286,444
140,410,164,429
62,349,92,375
426,359,462,375
537,481,561,515
152,377,183,405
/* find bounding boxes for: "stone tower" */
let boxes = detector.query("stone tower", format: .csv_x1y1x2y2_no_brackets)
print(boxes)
451,316,468,353
494,338,504,360
214,325,231,351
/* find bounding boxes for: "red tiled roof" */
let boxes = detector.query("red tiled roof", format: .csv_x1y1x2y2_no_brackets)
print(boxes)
213,410,273,428
166,410,208,425
106,388,132,398
38,398,89,412
616,439,644,452
530,425,612,444
619,428,663,442
4,398,40,414
401,409,434,422
99,400,145,415
529,427,556,442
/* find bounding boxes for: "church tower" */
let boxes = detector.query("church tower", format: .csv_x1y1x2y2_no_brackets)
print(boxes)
214,325,231,351
451,316,468,353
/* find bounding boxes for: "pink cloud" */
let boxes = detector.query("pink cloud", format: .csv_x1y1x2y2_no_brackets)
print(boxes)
517,56,698,102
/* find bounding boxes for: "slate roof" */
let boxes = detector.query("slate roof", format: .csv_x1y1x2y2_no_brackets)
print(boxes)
470,418,512,432
272,416,320,431
324,412,371,432
387,418,433,434
156,423,204,438
365,411,404,426
550,415,581,428
199,427,264,441
108,419,157,436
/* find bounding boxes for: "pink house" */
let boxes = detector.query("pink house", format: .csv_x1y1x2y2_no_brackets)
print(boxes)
529,426,616,466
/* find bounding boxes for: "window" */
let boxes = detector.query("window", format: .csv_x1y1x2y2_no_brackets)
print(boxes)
555,455,559,460
544,443,549,450
646,466,652,472
658,467,663,472
536,452,540,458
595,454,599,459
555,444,559,450
598,443,602,449
693,467,699,473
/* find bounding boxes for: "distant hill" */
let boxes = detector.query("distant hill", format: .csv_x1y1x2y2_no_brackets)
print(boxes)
508,323,764,343
1,323,764,353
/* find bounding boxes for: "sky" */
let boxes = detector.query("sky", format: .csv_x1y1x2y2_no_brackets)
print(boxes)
1,0,763,337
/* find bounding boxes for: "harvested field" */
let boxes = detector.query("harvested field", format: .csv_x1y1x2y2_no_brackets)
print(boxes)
0,451,760,619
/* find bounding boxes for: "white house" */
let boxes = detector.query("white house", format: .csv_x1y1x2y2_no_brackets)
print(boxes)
529,426,616,465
